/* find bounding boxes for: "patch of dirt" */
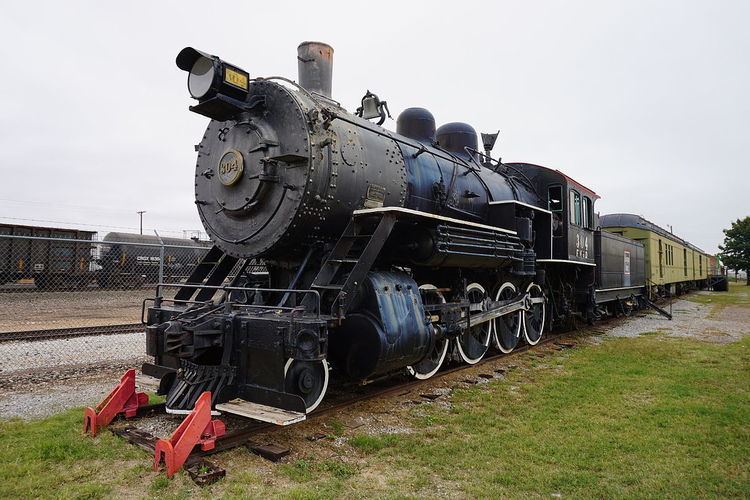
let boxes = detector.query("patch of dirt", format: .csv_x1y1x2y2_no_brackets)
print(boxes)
0,290,147,332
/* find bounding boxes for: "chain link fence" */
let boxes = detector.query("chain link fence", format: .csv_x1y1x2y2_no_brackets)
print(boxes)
0,229,215,382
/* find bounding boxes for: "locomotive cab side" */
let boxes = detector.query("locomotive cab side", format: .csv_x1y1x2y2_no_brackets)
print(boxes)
503,164,600,323
505,163,598,265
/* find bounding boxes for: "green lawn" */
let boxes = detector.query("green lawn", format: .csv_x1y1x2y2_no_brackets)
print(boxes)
0,405,144,498
1,289,748,498
686,281,750,308
368,335,750,498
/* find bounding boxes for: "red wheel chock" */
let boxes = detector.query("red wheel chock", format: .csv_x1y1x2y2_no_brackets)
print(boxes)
153,391,226,478
83,369,148,437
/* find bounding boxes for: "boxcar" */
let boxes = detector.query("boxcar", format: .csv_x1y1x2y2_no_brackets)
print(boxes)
0,223,96,289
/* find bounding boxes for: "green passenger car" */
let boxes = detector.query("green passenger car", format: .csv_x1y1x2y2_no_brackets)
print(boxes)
599,213,709,295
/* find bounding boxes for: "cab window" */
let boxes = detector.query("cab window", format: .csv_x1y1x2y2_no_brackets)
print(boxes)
569,189,581,226
548,185,563,212
582,196,594,229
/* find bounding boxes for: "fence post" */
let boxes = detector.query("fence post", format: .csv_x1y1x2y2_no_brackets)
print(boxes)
154,230,165,286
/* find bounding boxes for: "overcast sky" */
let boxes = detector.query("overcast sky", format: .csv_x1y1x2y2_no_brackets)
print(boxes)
1,0,747,252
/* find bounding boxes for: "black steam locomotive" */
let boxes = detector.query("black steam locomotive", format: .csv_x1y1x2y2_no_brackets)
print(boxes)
142,43,655,420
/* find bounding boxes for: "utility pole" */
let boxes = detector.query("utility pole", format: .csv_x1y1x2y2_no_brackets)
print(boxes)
136,211,146,235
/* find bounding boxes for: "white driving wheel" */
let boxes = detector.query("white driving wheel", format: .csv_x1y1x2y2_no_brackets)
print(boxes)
522,283,546,345
455,282,491,364
491,281,522,353
407,285,450,379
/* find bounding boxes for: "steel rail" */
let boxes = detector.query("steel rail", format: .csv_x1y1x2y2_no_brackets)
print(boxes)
112,331,575,463
0,323,143,343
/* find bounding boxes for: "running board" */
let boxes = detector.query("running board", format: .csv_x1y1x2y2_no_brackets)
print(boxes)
644,298,672,320
215,399,306,426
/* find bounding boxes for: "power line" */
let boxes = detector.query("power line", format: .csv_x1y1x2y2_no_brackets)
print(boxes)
0,198,155,214
0,215,196,237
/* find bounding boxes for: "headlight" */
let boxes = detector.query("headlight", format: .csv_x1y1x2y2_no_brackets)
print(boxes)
176,47,251,120
187,56,215,99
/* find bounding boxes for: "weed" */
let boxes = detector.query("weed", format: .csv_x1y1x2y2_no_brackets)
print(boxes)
319,459,357,479
150,475,170,492
280,459,314,482
326,419,345,437
349,434,400,454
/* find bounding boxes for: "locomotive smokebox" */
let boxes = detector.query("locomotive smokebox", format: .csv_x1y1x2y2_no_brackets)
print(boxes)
297,41,334,98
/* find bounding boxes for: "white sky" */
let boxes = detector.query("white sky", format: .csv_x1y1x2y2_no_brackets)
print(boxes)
0,0,748,251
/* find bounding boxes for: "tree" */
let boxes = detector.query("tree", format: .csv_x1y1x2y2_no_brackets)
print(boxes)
719,217,750,285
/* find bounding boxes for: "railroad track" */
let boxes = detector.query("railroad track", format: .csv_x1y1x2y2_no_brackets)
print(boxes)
0,323,144,343
112,330,580,465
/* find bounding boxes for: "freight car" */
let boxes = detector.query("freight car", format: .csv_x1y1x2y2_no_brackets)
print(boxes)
0,223,96,289
600,214,711,296
138,42,719,424
97,232,212,288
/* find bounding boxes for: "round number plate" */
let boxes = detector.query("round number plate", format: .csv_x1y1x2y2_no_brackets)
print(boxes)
218,149,244,186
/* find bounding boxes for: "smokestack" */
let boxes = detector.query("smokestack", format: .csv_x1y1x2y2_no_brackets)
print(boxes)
297,41,333,98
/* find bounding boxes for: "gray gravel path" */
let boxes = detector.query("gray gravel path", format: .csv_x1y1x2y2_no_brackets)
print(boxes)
0,370,156,420
0,332,145,373
0,331,148,419
606,296,748,343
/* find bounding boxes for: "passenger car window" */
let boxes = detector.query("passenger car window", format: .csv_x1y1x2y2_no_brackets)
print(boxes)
569,190,581,226
684,248,688,276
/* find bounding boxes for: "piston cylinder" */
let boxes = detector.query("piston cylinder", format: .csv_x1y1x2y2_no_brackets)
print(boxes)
329,272,431,379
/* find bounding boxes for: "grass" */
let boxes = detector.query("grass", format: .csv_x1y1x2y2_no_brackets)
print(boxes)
1,286,748,498
280,458,357,482
349,434,401,453
238,314,748,497
383,334,750,498
0,406,143,498
685,281,750,309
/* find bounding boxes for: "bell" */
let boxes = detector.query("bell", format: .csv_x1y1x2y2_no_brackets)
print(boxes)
361,94,381,120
